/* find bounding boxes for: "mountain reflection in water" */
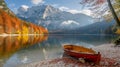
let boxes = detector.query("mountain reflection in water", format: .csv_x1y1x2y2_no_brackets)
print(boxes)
0,34,117,67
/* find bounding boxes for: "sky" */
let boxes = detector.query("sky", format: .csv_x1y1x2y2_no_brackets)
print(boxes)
5,0,91,15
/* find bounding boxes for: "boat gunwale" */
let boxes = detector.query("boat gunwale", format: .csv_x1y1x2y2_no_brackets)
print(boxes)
63,44,99,54
64,49,99,55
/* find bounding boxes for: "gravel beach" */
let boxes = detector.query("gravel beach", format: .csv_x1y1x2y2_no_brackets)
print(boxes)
20,44,120,67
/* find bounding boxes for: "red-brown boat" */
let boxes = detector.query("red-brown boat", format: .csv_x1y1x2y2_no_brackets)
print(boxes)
63,44,101,64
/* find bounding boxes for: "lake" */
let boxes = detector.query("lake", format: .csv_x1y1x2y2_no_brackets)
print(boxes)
0,34,117,67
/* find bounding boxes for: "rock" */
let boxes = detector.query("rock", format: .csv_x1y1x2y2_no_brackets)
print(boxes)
78,58,85,63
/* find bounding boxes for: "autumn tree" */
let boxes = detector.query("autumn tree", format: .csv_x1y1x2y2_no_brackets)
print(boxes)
113,0,120,17
80,0,120,25
0,0,48,35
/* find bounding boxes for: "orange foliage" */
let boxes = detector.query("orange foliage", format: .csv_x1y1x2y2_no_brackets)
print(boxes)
0,8,48,35
0,8,49,59
0,35,48,59
0,14,3,25
0,9,12,33
39,26,48,34
29,23,34,34
0,14,4,33
11,17,22,34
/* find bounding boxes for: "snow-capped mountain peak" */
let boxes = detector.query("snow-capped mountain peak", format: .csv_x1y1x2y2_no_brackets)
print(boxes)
61,20,80,25
60,20,80,29
17,5,94,31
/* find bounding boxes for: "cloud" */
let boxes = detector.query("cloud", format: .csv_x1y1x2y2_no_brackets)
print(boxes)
31,0,44,5
59,6,69,11
51,4,59,7
21,5,29,11
59,6,92,15
67,9,81,14
80,10,92,16
67,9,92,15
59,6,81,14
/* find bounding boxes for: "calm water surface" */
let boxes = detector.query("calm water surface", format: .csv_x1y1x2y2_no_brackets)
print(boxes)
0,34,117,67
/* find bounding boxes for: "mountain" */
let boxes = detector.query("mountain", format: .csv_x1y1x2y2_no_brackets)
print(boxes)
0,0,48,34
77,20,115,34
17,5,94,31
50,20,115,34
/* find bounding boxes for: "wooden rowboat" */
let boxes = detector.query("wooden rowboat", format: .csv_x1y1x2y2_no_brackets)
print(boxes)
63,44,101,64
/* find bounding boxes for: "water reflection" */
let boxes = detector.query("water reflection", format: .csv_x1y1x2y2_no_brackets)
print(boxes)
0,35,48,67
43,35,117,47
0,35,117,67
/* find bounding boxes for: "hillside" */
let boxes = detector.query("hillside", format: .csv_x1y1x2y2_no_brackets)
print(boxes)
0,0,48,34
50,20,115,34
0,0,15,16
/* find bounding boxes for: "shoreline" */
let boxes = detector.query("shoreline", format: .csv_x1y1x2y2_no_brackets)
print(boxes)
20,44,120,67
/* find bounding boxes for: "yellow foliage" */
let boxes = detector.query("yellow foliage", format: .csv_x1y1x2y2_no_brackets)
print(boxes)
115,29,120,34
16,30,21,34
22,25,29,34
17,35,22,41
0,35,48,59
22,35,29,44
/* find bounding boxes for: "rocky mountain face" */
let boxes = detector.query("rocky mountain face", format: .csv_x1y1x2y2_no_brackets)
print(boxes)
17,5,94,31
17,4,115,34
0,0,15,15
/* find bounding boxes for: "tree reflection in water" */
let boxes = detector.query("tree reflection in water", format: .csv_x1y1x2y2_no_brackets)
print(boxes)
0,35,48,66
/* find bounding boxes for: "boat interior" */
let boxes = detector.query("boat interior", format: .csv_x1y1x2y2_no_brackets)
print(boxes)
63,44,96,54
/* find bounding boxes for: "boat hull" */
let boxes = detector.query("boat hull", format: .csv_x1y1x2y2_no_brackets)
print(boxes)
63,45,101,64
